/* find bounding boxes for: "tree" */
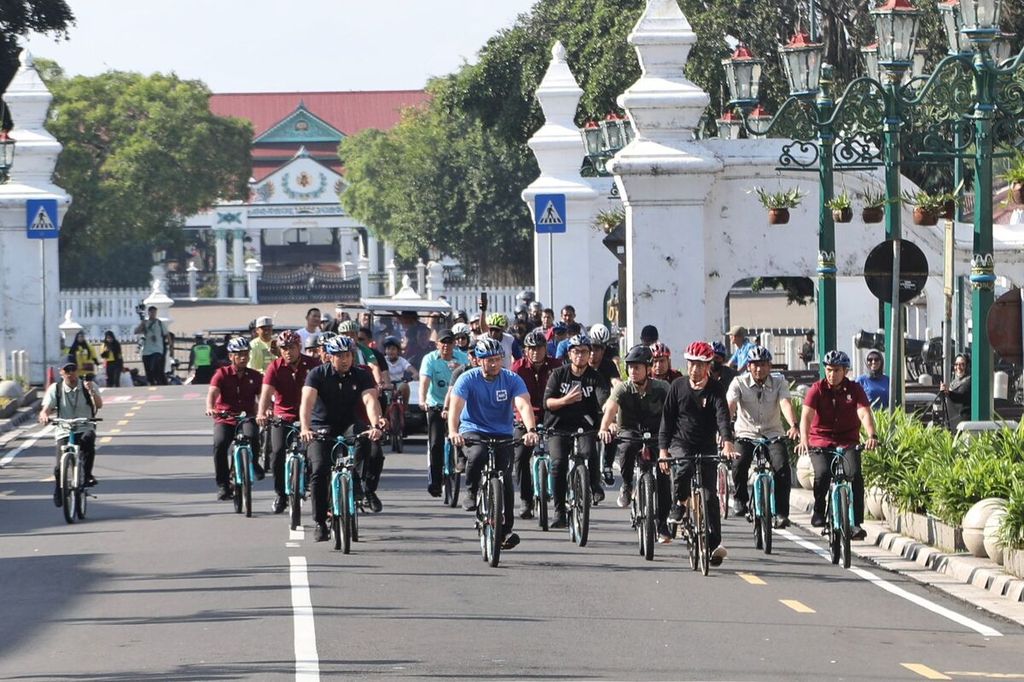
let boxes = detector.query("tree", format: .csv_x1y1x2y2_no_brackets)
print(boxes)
0,1,73,111
41,66,253,286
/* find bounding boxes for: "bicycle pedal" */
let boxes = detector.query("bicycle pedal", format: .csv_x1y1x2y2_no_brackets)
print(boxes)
820,528,828,537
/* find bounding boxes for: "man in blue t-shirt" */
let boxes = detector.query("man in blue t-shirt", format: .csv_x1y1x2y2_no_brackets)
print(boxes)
726,325,756,373
856,349,890,409
448,337,538,551
419,329,470,497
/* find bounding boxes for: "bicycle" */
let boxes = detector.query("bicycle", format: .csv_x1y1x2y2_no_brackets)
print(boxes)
736,436,788,555
716,458,733,520
462,435,519,568
271,417,306,531
665,452,726,576
529,425,552,531
217,412,259,518
812,444,865,569
315,430,370,554
615,431,659,561
549,428,598,547
382,377,413,453
50,417,101,524
442,438,461,508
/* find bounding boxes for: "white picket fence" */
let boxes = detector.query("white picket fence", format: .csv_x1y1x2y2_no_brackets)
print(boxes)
442,286,525,316
58,288,148,341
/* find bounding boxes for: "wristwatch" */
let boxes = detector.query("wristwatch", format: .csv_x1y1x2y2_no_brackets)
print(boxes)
528,427,538,433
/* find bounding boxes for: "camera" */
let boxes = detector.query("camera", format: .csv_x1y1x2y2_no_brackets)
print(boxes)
136,303,147,321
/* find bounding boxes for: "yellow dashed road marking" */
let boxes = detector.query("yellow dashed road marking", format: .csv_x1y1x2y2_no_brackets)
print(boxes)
109,429,121,434
100,436,112,444
779,599,815,613
117,420,128,426
737,572,766,585
901,663,952,680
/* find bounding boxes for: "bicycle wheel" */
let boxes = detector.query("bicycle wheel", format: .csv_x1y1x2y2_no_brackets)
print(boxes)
826,495,841,565
759,476,773,555
61,455,75,524
487,477,503,568
839,485,852,569
571,466,591,547
717,463,729,520
242,449,253,518
695,490,710,576
231,450,243,514
338,475,352,554
289,457,302,531
351,483,360,543
536,459,549,531
75,477,88,520
640,471,655,561
478,487,489,563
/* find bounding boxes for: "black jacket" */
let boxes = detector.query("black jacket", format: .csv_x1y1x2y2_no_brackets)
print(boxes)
659,377,733,452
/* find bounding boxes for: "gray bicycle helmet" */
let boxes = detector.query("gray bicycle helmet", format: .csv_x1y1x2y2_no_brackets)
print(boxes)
588,324,610,346
746,346,772,364
474,337,505,359
623,344,653,365
523,329,547,348
324,336,356,355
823,349,851,367
226,336,250,353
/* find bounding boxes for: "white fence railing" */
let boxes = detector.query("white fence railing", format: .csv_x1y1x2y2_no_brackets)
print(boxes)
58,288,148,341
443,286,525,316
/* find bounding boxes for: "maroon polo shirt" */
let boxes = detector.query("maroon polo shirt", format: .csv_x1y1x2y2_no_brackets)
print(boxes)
511,355,562,421
210,364,263,425
263,355,320,420
803,377,870,448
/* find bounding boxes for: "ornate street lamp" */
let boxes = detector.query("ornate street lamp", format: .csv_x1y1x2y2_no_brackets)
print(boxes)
716,110,743,140
870,0,923,71
722,44,764,109
862,43,880,81
990,32,1015,64
938,0,965,54
581,115,634,177
0,130,15,183
779,32,824,97
957,0,1003,43
601,113,625,151
582,120,602,158
747,105,774,136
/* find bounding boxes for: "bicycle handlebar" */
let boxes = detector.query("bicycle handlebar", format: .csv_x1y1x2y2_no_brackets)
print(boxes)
809,444,867,456
269,416,301,430
48,417,102,425
735,436,790,446
546,428,599,439
661,453,727,465
613,432,656,445
460,437,521,448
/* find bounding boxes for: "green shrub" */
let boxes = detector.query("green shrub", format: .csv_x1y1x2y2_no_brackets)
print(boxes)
999,479,1024,550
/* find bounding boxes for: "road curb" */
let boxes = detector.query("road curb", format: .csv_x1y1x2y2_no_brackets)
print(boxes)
0,397,41,444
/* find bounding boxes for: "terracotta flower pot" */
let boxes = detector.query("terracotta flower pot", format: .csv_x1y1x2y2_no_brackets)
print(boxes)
832,207,852,223
1010,182,1024,205
862,206,884,224
767,208,790,225
912,206,939,226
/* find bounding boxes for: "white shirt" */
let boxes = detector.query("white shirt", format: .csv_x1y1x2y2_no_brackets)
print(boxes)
385,356,413,382
726,371,792,439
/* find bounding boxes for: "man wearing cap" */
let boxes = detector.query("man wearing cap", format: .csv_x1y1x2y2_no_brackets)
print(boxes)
726,325,756,373
39,356,104,502
134,305,168,385
856,349,890,409
248,316,279,373
420,329,469,497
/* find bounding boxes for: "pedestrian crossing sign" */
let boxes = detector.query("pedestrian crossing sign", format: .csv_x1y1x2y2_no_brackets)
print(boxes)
535,193,566,234
26,199,59,239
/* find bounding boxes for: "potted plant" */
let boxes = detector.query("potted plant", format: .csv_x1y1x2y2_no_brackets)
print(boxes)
751,187,804,225
858,190,887,223
1002,151,1024,205
825,191,853,223
902,189,946,226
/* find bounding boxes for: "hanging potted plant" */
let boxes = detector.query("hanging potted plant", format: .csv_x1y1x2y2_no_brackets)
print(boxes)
751,187,804,225
858,190,887,224
1002,151,1024,205
825,191,853,223
902,189,945,227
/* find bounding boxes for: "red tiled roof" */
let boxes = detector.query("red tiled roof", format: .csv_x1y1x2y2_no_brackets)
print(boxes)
210,90,430,138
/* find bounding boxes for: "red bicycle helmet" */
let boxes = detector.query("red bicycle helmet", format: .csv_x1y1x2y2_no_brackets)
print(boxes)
649,342,671,359
683,341,715,362
276,330,301,348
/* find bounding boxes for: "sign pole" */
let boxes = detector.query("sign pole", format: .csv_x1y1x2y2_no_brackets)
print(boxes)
943,217,954,385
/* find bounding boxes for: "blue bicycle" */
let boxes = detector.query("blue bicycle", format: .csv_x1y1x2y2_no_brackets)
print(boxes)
442,439,461,508
736,436,788,555
530,425,553,531
219,412,259,517
812,445,865,568
316,430,370,554
271,417,306,531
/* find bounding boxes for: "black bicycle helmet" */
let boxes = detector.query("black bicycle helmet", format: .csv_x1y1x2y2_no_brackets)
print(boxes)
623,344,653,365
523,329,547,348
823,349,851,367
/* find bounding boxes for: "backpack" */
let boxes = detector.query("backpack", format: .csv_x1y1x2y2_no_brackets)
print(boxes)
54,378,95,418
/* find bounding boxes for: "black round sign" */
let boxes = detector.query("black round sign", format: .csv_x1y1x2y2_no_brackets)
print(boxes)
863,239,929,304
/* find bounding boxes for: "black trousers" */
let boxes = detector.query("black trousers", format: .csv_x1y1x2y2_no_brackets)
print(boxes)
810,448,864,525
269,422,294,498
54,431,96,484
105,361,123,387
733,439,792,517
668,445,722,550
213,421,258,488
425,407,446,490
513,423,534,503
463,431,515,536
143,352,166,385
306,425,384,526
547,432,600,512
608,430,671,526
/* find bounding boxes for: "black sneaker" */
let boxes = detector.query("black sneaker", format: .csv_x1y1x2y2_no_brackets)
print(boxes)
810,512,826,528
852,525,867,541
551,511,568,529
519,504,534,520
592,487,605,505
84,476,98,487
271,495,287,514
365,491,383,513
427,485,442,498
669,504,685,524
53,486,62,507
253,461,266,481
774,516,791,529
501,532,521,550
217,485,233,501
314,523,329,542
462,494,477,512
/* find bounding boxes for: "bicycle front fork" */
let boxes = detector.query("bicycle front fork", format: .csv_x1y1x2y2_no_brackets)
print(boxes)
331,471,356,516
830,482,854,529
232,446,254,486
752,473,776,517
531,456,552,498
285,453,307,496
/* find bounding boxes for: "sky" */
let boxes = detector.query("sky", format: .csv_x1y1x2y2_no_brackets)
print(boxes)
24,0,540,93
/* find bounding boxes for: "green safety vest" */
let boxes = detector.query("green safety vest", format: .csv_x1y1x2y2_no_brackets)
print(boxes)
193,344,212,367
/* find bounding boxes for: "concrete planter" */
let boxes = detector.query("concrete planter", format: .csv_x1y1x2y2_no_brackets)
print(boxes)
0,380,22,418
962,498,1008,558
895,510,932,545
1005,548,1024,579
19,386,37,407
866,486,885,521
882,499,901,528
983,509,1007,565
929,516,966,554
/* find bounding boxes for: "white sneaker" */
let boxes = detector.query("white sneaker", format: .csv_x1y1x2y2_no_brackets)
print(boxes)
617,484,632,508
711,545,728,560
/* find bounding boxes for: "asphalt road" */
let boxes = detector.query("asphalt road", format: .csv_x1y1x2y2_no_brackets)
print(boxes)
1,384,1022,681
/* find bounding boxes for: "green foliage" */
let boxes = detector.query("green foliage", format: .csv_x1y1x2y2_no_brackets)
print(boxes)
857,189,890,209
593,208,625,234
42,66,253,286
999,479,1024,550
1002,151,1024,185
825,191,851,211
0,1,74,106
901,188,948,212
751,186,804,209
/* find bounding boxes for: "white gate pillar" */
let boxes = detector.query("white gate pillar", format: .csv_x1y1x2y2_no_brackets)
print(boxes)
214,228,229,298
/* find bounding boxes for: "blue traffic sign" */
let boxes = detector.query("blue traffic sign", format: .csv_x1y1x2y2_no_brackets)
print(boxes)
26,199,59,239
535,193,566,234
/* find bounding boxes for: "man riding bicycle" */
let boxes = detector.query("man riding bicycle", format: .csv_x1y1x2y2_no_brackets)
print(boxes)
257,330,320,514
205,337,264,500
796,349,878,540
40,355,104,505
658,341,735,565
598,344,674,541
544,333,612,528
447,337,538,551
420,328,469,497
299,336,385,542
510,328,561,519
726,346,800,527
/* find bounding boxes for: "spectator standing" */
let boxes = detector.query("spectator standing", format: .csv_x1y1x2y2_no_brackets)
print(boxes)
855,349,890,409
99,331,124,387
134,306,168,385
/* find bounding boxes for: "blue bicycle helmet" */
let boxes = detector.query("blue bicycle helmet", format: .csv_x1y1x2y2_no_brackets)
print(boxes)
711,341,728,358
567,333,592,350
226,336,250,353
746,346,772,363
474,337,505,359
324,335,357,355
823,349,851,367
